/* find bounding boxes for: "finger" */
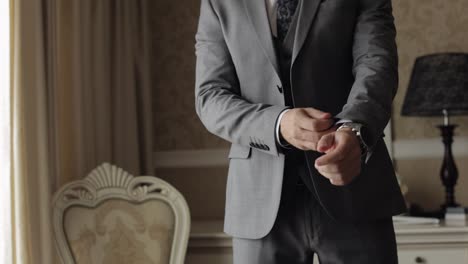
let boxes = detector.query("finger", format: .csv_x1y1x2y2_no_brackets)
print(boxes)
315,163,340,174
318,170,340,180
329,178,346,186
302,108,332,119
295,110,335,131
316,151,360,174
317,133,335,153
320,171,345,185
315,164,340,179
293,139,318,151
315,138,351,166
317,159,358,178
320,169,350,186
316,133,356,166
293,129,323,143
321,157,362,185
298,118,335,132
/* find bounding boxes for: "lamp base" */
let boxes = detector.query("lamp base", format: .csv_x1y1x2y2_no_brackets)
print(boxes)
437,124,459,209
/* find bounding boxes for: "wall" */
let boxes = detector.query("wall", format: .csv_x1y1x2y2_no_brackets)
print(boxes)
149,0,228,222
150,0,468,221
392,0,468,210
150,0,227,152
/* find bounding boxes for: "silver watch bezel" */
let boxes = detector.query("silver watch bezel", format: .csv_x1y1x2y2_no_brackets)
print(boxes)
337,122,363,137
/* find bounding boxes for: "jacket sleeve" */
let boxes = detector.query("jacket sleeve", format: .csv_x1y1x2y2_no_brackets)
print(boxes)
335,0,398,158
195,0,288,156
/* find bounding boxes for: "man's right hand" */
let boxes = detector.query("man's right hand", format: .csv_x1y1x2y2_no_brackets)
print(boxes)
279,108,335,151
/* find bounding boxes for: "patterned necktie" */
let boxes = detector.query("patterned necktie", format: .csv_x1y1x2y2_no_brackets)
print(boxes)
277,0,299,42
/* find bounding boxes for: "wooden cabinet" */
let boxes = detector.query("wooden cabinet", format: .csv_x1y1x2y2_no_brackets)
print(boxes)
396,222,468,264
398,247,468,263
187,221,468,264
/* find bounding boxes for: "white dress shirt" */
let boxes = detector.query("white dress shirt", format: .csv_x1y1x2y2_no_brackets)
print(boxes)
266,0,278,37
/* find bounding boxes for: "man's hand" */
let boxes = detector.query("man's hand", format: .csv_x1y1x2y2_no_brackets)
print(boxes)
280,108,334,151
314,128,362,186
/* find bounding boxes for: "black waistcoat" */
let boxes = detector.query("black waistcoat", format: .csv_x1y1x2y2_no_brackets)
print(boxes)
273,6,316,193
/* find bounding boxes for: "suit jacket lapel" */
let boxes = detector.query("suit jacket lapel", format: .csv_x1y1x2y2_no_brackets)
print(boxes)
292,0,321,65
243,0,280,76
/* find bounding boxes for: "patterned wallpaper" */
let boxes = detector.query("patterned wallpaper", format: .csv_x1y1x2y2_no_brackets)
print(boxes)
393,0,468,139
149,0,228,151
151,0,468,151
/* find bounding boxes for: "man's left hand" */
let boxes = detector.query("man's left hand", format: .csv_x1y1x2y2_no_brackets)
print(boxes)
314,129,362,186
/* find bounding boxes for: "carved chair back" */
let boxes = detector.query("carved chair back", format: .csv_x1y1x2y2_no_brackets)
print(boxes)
53,163,190,264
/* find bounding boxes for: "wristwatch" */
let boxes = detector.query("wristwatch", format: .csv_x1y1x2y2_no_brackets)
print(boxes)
336,122,368,156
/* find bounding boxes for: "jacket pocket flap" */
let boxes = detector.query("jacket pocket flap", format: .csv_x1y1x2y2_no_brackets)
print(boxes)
228,144,252,159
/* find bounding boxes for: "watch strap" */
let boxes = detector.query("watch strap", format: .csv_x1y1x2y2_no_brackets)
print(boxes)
337,122,368,156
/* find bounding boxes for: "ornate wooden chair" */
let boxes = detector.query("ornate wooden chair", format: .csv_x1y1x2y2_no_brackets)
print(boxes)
53,163,190,264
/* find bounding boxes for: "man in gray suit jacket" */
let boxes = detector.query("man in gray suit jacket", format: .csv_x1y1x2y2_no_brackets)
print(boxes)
195,0,406,262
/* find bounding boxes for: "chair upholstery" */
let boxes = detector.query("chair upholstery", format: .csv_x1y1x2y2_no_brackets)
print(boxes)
53,163,190,264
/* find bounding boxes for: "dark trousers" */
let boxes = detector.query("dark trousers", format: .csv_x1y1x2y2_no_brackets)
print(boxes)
232,150,398,264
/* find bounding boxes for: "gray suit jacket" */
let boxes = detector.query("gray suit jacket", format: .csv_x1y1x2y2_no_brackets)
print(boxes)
195,0,406,239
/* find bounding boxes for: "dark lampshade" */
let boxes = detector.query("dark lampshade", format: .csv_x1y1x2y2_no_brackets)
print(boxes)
401,53,468,117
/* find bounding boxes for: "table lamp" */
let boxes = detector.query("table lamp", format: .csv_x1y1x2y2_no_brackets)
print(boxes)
401,53,468,211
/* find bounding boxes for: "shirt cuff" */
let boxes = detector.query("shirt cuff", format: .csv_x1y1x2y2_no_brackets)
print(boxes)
335,119,353,125
275,108,292,148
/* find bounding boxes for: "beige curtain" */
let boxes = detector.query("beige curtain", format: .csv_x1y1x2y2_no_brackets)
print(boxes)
11,0,154,262
48,0,154,188
11,0,54,262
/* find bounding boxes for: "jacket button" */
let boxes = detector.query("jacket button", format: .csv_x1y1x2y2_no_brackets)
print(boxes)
277,85,283,94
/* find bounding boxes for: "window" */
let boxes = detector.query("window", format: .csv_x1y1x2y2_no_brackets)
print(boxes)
0,0,11,262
